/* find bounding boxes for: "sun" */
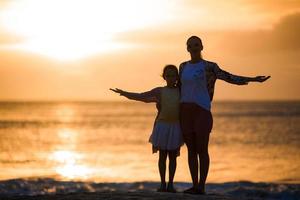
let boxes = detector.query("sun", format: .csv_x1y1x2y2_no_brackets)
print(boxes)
0,0,174,60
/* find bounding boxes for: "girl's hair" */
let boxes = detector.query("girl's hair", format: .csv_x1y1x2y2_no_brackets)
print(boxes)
162,65,178,79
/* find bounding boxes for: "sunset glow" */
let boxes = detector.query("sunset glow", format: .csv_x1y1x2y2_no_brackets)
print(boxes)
0,0,299,101
0,0,174,60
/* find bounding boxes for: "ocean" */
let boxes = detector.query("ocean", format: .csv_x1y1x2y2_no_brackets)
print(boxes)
0,101,299,198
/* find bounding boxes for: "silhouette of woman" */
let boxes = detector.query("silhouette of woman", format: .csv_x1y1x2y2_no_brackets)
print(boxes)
179,36,270,194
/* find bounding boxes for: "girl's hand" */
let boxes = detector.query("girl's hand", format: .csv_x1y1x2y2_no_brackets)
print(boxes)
110,88,125,95
254,76,271,83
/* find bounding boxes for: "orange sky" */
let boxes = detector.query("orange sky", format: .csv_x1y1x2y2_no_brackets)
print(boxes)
0,0,299,101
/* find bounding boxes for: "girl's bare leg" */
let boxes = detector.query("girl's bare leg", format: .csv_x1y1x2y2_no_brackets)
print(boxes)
167,150,177,192
158,150,167,192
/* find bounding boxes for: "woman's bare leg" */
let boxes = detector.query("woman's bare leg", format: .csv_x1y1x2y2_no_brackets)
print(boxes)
199,151,209,193
187,148,199,188
196,126,211,193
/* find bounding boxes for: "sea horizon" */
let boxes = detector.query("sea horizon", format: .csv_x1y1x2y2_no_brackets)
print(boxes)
1,99,299,103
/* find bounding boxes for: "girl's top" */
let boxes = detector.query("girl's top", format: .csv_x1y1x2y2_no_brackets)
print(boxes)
156,87,180,123
124,86,180,123
179,60,250,111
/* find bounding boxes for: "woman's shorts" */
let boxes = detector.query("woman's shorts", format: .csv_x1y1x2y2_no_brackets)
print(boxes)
180,103,213,152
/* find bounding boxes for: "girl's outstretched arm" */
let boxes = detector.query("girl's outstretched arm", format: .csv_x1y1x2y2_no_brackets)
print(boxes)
110,87,161,103
212,63,270,85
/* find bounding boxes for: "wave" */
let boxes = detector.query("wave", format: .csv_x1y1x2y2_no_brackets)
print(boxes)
1,110,299,128
214,111,300,117
0,119,151,128
0,178,299,199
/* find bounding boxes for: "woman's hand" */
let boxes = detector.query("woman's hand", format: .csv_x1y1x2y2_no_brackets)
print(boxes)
253,76,271,83
110,88,125,95
236,80,249,85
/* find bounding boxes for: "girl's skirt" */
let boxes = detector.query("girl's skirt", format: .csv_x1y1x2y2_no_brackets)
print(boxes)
149,121,184,156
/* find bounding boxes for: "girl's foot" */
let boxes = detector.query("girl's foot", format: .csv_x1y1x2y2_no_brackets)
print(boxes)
157,182,167,192
166,183,177,193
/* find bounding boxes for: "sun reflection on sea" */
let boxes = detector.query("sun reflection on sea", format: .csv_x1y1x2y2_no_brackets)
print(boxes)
57,129,77,142
55,105,75,123
50,150,94,179
50,128,116,180
50,128,94,179
56,129,78,150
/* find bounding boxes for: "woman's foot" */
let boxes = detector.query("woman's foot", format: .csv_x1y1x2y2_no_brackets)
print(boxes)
166,183,177,193
183,187,198,194
196,189,206,195
197,184,206,195
183,187,205,195
157,182,167,192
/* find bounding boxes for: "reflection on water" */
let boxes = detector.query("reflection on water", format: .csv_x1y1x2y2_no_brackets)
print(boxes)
55,106,75,123
56,129,77,150
52,129,92,179
57,129,76,141
0,101,299,183
51,129,115,180
51,150,93,179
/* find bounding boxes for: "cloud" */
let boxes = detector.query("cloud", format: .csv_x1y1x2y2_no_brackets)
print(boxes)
244,0,300,13
0,0,9,7
116,11,300,53
174,0,300,30
0,31,24,45
185,0,300,13
215,12,300,54
271,12,300,50
0,1,24,45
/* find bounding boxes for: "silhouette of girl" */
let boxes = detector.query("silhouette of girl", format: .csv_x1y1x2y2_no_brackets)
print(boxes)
110,65,184,193
179,36,270,194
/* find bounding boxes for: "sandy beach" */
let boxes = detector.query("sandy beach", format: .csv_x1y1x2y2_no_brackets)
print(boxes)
2,191,240,200
1,179,299,200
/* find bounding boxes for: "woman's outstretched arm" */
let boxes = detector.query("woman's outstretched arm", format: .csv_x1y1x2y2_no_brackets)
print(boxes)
212,63,270,85
110,87,161,103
